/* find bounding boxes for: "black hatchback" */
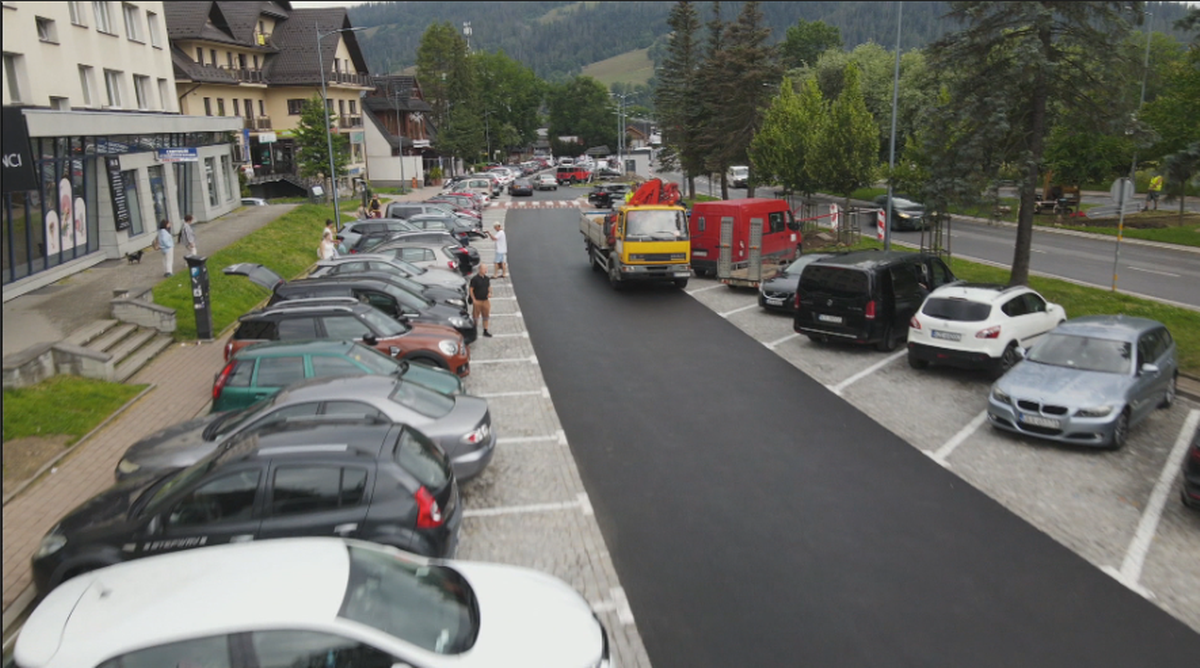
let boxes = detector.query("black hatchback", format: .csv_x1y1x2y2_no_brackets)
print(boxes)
31,421,460,597
794,250,957,351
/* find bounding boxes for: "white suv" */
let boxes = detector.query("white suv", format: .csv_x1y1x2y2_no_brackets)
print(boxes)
907,283,1066,376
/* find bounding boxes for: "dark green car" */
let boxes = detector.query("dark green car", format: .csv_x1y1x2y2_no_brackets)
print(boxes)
212,340,465,412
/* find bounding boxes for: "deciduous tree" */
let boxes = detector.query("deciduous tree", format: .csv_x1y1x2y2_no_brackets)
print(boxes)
809,64,878,216
748,76,825,204
294,96,349,188
779,19,842,70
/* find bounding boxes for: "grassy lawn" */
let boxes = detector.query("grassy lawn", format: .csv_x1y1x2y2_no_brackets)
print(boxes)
806,237,1200,376
2,376,146,444
153,204,335,339
580,48,654,87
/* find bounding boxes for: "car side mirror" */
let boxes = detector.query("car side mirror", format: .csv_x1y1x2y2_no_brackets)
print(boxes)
391,346,403,358
787,221,800,232
1140,363,1159,376
363,334,378,346
1015,346,1027,359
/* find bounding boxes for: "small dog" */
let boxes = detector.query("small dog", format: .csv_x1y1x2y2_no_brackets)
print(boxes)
125,249,145,264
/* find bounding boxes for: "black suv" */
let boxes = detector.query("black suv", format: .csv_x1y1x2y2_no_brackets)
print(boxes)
794,250,957,351
32,421,461,597
226,264,475,343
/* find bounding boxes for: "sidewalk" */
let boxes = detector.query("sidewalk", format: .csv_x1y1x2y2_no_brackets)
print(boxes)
0,184,447,624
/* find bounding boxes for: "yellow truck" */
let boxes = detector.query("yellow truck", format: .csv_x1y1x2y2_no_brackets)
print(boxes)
578,179,691,289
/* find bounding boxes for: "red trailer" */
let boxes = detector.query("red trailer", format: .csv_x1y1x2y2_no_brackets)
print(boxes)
688,199,802,287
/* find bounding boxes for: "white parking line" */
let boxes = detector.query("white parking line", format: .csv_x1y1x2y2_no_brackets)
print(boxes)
1103,408,1200,597
591,587,637,625
687,284,724,295
827,350,906,395
1127,266,1181,278
929,411,990,466
464,492,591,518
719,303,758,318
488,312,524,317
471,354,539,365
765,333,800,349
497,429,566,446
482,331,529,339
477,387,550,399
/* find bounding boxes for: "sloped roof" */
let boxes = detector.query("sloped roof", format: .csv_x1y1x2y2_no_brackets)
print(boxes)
171,44,238,84
266,7,368,85
363,94,432,114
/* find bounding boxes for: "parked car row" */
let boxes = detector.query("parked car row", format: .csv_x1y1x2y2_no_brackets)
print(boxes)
774,250,1182,459
14,230,615,666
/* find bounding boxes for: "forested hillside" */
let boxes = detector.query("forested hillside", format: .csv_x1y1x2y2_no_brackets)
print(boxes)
348,1,1192,80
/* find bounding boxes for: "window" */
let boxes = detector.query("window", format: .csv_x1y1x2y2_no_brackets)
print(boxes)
258,99,265,116
231,98,240,117
768,211,788,234
195,46,204,65
253,54,260,69
224,360,254,388
93,1,114,34
133,74,151,109
3,53,25,104
322,316,371,339
50,96,70,110
287,98,304,115
216,97,225,116
349,99,357,114
1001,295,1030,318
205,156,219,206
103,68,123,107
97,635,232,668
339,99,346,119
277,317,318,340
395,428,451,488
252,630,392,668
1021,292,1047,314
398,247,434,263
36,17,58,43
121,169,144,235
146,10,161,47
68,1,87,26
202,97,212,116
122,3,142,41
157,78,170,111
323,401,385,421
270,466,368,516
167,470,261,528
310,355,363,377
210,49,217,66
243,98,252,119
221,155,234,202
246,357,301,388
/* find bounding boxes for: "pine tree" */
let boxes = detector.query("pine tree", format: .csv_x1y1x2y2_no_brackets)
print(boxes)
653,1,703,197
695,1,727,197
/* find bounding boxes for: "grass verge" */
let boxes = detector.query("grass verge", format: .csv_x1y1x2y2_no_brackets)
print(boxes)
153,204,335,339
2,376,146,444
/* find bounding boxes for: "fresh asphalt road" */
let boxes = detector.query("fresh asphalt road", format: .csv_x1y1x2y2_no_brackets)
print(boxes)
659,170,1200,310
505,201,1200,667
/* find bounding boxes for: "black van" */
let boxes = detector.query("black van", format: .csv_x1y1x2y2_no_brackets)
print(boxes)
793,250,956,351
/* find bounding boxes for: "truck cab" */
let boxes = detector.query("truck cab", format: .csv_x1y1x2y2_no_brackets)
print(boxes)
688,198,802,285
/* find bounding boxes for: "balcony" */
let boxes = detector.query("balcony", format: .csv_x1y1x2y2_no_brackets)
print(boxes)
243,116,272,131
328,71,370,87
338,115,362,129
231,68,265,84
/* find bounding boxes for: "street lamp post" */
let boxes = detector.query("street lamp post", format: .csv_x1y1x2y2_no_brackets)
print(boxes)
316,23,365,226
394,85,405,192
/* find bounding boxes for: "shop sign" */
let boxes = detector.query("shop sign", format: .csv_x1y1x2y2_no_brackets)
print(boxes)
105,157,132,231
157,147,199,163
412,139,431,148
350,131,364,144
2,107,37,193
259,131,278,144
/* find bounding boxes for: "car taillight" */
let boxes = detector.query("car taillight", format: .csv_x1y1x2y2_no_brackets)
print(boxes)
223,341,234,361
448,260,457,269
415,486,444,528
212,361,235,400
976,325,1001,339
910,316,921,330
864,300,876,320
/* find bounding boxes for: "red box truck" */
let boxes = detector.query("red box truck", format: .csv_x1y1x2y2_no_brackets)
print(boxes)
688,198,802,287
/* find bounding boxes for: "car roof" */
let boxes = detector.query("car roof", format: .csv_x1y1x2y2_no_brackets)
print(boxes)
803,250,929,270
927,282,1027,303
1054,315,1163,340
246,301,368,319
216,420,396,466
16,539,360,667
234,339,360,358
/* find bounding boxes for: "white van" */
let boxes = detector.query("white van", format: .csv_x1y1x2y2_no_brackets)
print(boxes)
728,165,749,188
456,177,493,203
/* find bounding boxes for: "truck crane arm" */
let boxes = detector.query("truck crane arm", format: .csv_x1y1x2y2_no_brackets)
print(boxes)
625,178,682,207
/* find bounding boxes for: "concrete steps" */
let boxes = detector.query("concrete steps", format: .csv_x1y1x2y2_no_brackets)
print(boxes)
114,334,174,382
87,323,137,353
62,319,119,347
59,319,174,384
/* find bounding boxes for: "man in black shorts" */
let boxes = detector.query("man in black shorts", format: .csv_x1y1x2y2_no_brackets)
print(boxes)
469,263,493,337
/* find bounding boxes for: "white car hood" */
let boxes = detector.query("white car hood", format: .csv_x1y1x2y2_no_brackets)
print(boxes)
453,562,604,667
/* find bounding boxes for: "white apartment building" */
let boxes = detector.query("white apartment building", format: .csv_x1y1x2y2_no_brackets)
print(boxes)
2,1,240,299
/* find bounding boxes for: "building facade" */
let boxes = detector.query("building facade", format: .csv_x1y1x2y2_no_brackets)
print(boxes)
2,1,240,298
164,1,372,199
362,75,436,188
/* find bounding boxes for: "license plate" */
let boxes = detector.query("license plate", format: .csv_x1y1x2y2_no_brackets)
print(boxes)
817,314,843,323
931,330,962,341
1018,413,1060,429
766,298,784,306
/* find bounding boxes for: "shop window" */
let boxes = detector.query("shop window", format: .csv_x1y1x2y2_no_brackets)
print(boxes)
221,155,234,202
205,157,219,207
148,165,167,224
122,169,144,236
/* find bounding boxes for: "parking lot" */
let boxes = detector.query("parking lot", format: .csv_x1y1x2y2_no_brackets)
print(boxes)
684,277,1200,632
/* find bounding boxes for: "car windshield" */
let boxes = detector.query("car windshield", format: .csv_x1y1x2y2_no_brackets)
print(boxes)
784,255,826,276
1026,332,1133,374
922,298,992,322
348,344,404,374
339,545,479,654
389,258,424,275
360,309,411,337
625,209,688,241
390,381,455,418
393,427,452,489
203,397,274,440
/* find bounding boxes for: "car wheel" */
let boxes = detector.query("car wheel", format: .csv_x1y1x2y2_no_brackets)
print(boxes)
1160,374,1177,409
1106,410,1130,450
806,334,825,344
908,349,929,369
996,342,1020,377
875,325,898,352
589,246,602,272
674,277,689,289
